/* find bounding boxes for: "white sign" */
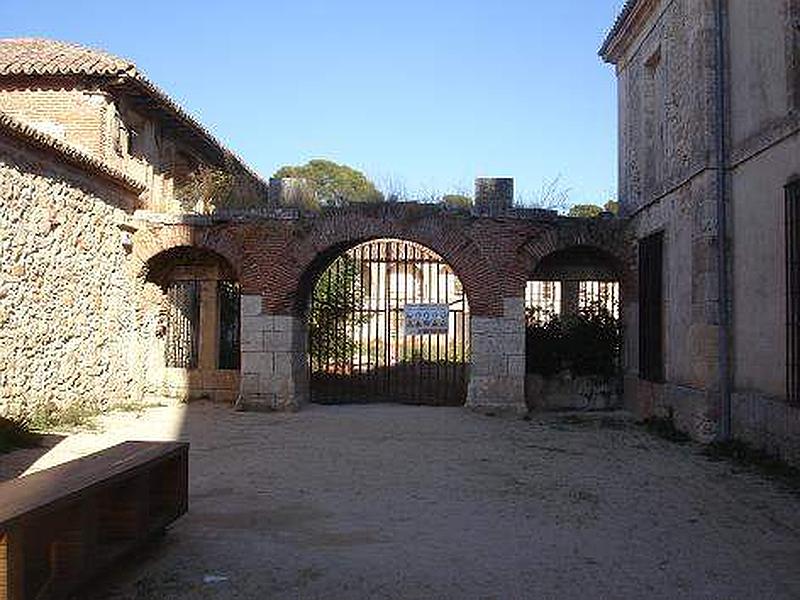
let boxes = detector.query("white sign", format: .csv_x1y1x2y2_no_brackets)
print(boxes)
404,304,449,335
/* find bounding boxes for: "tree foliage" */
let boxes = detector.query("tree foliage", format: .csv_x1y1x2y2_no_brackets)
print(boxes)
174,153,269,212
441,194,473,210
567,201,619,218
175,164,234,213
309,254,370,369
274,159,383,207
568,204,604,218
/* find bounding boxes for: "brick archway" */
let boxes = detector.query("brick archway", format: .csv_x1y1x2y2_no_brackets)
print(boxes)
245,204,505,318
131,207,630,414
130,223,243,281
515,219,633,294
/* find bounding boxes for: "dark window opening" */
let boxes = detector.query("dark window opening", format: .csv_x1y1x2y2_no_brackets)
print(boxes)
165,281,200,369
218,281,241,370
786,180,800,404
639,232,664,382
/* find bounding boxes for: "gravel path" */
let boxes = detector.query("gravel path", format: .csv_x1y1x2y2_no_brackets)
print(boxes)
3,402,800,599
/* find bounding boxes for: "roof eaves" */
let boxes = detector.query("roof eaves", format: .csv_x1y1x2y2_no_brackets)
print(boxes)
119,71,269,192
0,110,146,194
598,0,641,63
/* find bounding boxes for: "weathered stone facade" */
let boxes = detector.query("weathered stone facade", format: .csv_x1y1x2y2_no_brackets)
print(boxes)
603,0,800,464
0,129,146,416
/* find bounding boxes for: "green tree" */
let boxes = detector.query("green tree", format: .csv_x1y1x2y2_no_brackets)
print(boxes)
604,200,620,215
441,194,473,210
309,254,370,370
568,204,604,218
274,159,383,207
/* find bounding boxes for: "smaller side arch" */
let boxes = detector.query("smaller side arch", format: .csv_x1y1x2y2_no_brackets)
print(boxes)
137,239,242,405
130,223,243,282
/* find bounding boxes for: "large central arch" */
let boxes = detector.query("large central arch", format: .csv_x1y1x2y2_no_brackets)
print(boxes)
307,238,471,406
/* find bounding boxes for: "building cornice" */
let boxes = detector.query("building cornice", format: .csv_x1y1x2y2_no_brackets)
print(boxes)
599,0,659,64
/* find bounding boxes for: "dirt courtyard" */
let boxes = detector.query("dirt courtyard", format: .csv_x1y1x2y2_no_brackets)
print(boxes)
3,402,800,599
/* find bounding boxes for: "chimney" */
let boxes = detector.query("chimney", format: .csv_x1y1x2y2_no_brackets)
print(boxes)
474,177,514,216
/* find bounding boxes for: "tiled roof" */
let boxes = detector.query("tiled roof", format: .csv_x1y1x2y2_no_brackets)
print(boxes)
0,110,145,192
0,38,133,76
0,38,268,191
598,0,640,60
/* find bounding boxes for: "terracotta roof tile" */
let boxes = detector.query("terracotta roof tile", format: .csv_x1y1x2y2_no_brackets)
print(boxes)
0,38,268,192
0,38,132,76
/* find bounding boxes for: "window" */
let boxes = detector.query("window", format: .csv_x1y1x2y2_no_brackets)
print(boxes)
165,281,200,369
525,281,561,324
644,46,665,188
786,180,800,403
579,281,620,318
218,281,241,370
639,232,664,382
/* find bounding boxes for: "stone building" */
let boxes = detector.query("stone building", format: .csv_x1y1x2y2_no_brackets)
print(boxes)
601,0,800,462
0,38,630,425
0,39,269,416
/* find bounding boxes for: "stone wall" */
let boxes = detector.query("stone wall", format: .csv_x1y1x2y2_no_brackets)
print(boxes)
0,134,147,417
239,295,308,411
608,0,800,466
466,297,527,413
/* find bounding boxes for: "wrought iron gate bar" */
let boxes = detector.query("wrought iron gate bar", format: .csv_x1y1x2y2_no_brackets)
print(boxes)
309,238,471,406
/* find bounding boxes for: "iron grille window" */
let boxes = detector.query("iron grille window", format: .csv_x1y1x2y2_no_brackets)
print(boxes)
787,180,800,404
579,281,620,318
525,281,561,324
218,280,241,370
639,232,664,382
165,281,200,369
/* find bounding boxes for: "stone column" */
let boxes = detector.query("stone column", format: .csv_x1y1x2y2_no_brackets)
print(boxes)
561,280,580,316
198,280,218,371
466,297,527,414
238,294,309,411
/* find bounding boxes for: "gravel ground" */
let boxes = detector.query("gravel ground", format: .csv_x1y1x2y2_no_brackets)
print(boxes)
3,401,800,599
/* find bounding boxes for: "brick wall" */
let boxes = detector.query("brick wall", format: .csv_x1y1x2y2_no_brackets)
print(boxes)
0,80,110,158
132,206,630,412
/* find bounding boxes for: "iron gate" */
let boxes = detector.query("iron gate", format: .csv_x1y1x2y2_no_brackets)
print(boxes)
309,239,470,405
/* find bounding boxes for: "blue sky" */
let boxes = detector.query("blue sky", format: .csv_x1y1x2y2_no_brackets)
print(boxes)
1,0,625,207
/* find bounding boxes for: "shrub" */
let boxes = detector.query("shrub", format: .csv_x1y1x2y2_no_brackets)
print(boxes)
525,303,622,379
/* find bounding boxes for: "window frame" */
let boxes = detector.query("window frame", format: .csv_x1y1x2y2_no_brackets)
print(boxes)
638,231,665,383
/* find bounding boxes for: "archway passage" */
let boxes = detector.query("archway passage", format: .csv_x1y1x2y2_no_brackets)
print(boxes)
309,239,470,406
144,246,241,403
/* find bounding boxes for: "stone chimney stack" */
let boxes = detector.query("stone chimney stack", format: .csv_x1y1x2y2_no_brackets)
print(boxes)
474,177,514,216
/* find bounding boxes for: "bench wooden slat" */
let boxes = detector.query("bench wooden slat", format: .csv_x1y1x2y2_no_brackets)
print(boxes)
0,441,188,600
0,441,187,528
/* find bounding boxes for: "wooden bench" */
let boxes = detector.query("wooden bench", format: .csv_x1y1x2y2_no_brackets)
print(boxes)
0,441,188,600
